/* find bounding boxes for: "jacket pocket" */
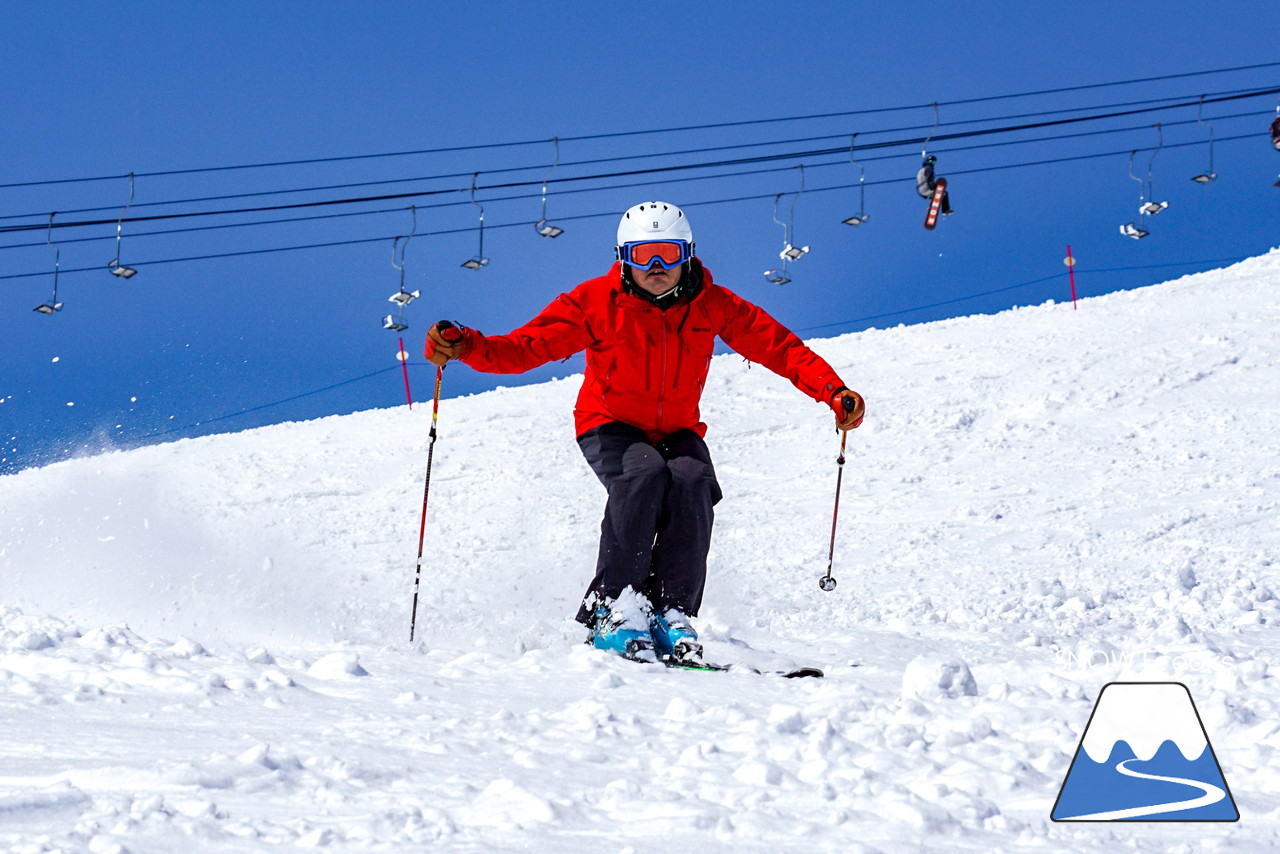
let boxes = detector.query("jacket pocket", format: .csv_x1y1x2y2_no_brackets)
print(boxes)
675,329,715,390
599,356,617,404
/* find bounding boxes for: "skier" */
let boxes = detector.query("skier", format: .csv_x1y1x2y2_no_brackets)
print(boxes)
1271,111,1280,152
917,155,953,215
424,201,865,663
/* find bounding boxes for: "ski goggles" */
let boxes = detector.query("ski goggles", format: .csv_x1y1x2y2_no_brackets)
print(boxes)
618,240,692,270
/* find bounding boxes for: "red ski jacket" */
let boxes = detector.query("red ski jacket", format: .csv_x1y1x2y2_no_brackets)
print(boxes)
452,261,847,440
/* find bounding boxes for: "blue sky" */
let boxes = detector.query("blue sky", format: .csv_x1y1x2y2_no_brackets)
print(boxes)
3,2,1279,473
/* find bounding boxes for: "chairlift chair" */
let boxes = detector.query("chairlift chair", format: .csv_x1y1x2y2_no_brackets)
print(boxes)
385,209,420,327
1136,127,1168,216
108,260,137,278
388,289,420,307
381,209,422,317
842,134,871,226
38,213,66,313
1119,149,1154,240
764,170,807,283
1190,96,1218,183
107,173,138,279
534,139,565,238
781,244,809,261
462,174,491,269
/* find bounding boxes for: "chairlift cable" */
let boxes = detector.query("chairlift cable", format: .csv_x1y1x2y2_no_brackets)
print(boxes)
4,59,1278,191
0,100,1255,254
5,87,1276,239
0,130,1259,283
0,107,1266,253
3,83,1267,224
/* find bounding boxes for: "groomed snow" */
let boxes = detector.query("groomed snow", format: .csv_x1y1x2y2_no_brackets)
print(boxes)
2,251,1279,852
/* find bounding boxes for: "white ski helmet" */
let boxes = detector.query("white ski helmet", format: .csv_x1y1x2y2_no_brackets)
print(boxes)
616,201,693,248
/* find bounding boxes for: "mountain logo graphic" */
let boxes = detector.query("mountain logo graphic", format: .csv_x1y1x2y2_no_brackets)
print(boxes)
1052,682,1239,821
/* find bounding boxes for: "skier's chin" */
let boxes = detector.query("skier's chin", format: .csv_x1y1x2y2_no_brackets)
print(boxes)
638,270,675,293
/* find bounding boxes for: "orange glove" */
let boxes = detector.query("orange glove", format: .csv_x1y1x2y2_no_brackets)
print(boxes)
830,387,865,431
424,321,467,367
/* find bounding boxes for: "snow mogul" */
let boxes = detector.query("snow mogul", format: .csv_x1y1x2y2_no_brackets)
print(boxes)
424,202,864,664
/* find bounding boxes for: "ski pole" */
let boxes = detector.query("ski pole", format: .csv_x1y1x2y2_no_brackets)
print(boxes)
820,396,858,592
409,322,460,642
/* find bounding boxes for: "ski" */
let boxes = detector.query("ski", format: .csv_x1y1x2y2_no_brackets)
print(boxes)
662,657,824,678
924,177,947,230
587,634,825,677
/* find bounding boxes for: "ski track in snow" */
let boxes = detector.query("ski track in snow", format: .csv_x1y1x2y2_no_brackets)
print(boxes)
2,251,1280,851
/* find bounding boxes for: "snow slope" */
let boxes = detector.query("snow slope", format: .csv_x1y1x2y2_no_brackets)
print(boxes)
2,251,1279,852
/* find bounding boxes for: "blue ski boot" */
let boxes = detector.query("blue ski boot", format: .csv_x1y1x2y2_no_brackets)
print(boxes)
651,608,702,663
590,603,655,662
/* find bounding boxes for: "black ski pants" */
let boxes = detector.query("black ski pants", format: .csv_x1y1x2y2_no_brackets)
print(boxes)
575,422,722,625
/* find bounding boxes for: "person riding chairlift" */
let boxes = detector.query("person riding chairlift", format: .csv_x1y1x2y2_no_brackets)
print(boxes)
916,155,953,214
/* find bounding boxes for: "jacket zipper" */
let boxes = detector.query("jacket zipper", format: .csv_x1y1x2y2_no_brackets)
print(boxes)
672,324,686,387
643,331,655,392
657,317,669,428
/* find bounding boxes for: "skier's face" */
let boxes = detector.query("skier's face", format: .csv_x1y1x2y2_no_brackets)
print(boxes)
632,261,682,295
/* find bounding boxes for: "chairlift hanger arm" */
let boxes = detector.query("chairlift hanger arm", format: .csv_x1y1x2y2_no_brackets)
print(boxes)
540,137,559,204
113,172,136,256
788,164,804,237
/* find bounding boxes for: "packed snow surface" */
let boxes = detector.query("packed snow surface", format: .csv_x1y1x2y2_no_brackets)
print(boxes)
3,251,1280,852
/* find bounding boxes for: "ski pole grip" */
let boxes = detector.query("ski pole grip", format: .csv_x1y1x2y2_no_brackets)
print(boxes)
842,395,857,414
435,320,464,344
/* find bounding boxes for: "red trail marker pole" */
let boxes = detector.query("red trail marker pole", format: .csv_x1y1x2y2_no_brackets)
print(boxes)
1065,246,1079,310
397,337,413,409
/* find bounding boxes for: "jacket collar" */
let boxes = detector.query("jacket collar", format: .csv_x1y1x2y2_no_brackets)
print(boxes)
611,258,711,309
